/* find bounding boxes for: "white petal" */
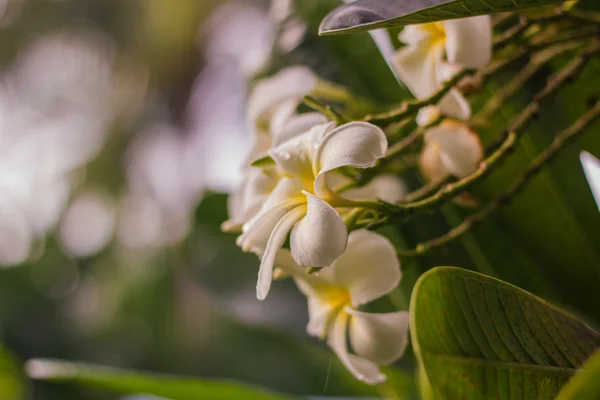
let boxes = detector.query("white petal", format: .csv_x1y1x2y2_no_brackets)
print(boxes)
268,98,299,141
398,25,434,46
237,201,297,253
419,141,448,183
314,122,387,198
330,229,400,306
247,66,318,123
305,297,338,338
342,175,406,203
392,40,444,100
269,122,335,184
260,177,307,213
438,89,471,121
347,309,410,365
223,168,279,232
237,178,305,252
273,112,329,148
443,16,492,68
290,192,348,267
416,105,441,127
328,312,386,385
425,120,483,178
256,206,307,300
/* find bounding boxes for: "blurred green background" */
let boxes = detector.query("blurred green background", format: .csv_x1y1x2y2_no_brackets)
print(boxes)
0,0,418,398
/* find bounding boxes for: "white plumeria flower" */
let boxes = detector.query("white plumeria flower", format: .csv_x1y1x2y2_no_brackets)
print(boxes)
274,229,409,384
224,105,328,232
247,65,319,128
393,16,492,120
237,121,387,300
420,120,483,183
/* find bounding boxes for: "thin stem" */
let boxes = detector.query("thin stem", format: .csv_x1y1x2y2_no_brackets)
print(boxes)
403,177,451,203
475,39,586,121
364,69,473,126
397,101,600,257
303,96,347,124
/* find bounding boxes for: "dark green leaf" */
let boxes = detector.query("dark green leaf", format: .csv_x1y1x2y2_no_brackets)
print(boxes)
319,0,565,35
410,267,600,399
26,359,292,400
556,350,600,399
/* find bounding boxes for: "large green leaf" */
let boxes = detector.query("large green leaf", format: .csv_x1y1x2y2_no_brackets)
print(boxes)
556,351,600,400
410,267,600,399
319,0,565,35
26,359,291,400
556,350,600,399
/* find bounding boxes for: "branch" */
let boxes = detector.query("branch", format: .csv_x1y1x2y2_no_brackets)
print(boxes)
303,96,347,124
397,100,600,257
378,40,600,219
364,69,473,126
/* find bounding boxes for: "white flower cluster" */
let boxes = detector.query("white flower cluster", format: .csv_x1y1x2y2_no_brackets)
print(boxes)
393,16,492,184
223,15,492,384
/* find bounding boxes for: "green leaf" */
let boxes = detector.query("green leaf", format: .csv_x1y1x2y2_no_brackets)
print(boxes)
410,267,600,399
0,347,27,400
26,359,292,400
319,0,565,35
556,350,600,399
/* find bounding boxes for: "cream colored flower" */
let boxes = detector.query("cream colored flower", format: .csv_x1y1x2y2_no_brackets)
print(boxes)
223,104,328,232
420,120,483,182
274,229,409,384
236,121,387,300
393,16,492,120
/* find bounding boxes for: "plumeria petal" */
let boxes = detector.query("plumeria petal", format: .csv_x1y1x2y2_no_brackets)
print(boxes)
347,309,410,365
438,89,471,121
256,205,307,300
425,120,483,178
343,175,406,203
416,105,441,127
314,122,387,198
328,312,386,385
268,98,299,141
306,297,337,338
269,122,335,185
261,177,307,212
273,112,329,148
247,66,318,123
398,24,436,46
392,39,444,100
223,168,279,232
419,141,448,183
443,16,492,68
290,192,348,267
237,200,300,253
238,178,306,251
330,229,400,306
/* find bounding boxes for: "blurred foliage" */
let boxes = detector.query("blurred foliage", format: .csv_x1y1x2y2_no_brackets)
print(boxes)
0,347,28,400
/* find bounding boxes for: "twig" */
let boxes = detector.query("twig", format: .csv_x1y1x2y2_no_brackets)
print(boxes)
364,69,474,126
475,39,586,121
397,101,600,257
303,96,347,124
403,177,450,203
